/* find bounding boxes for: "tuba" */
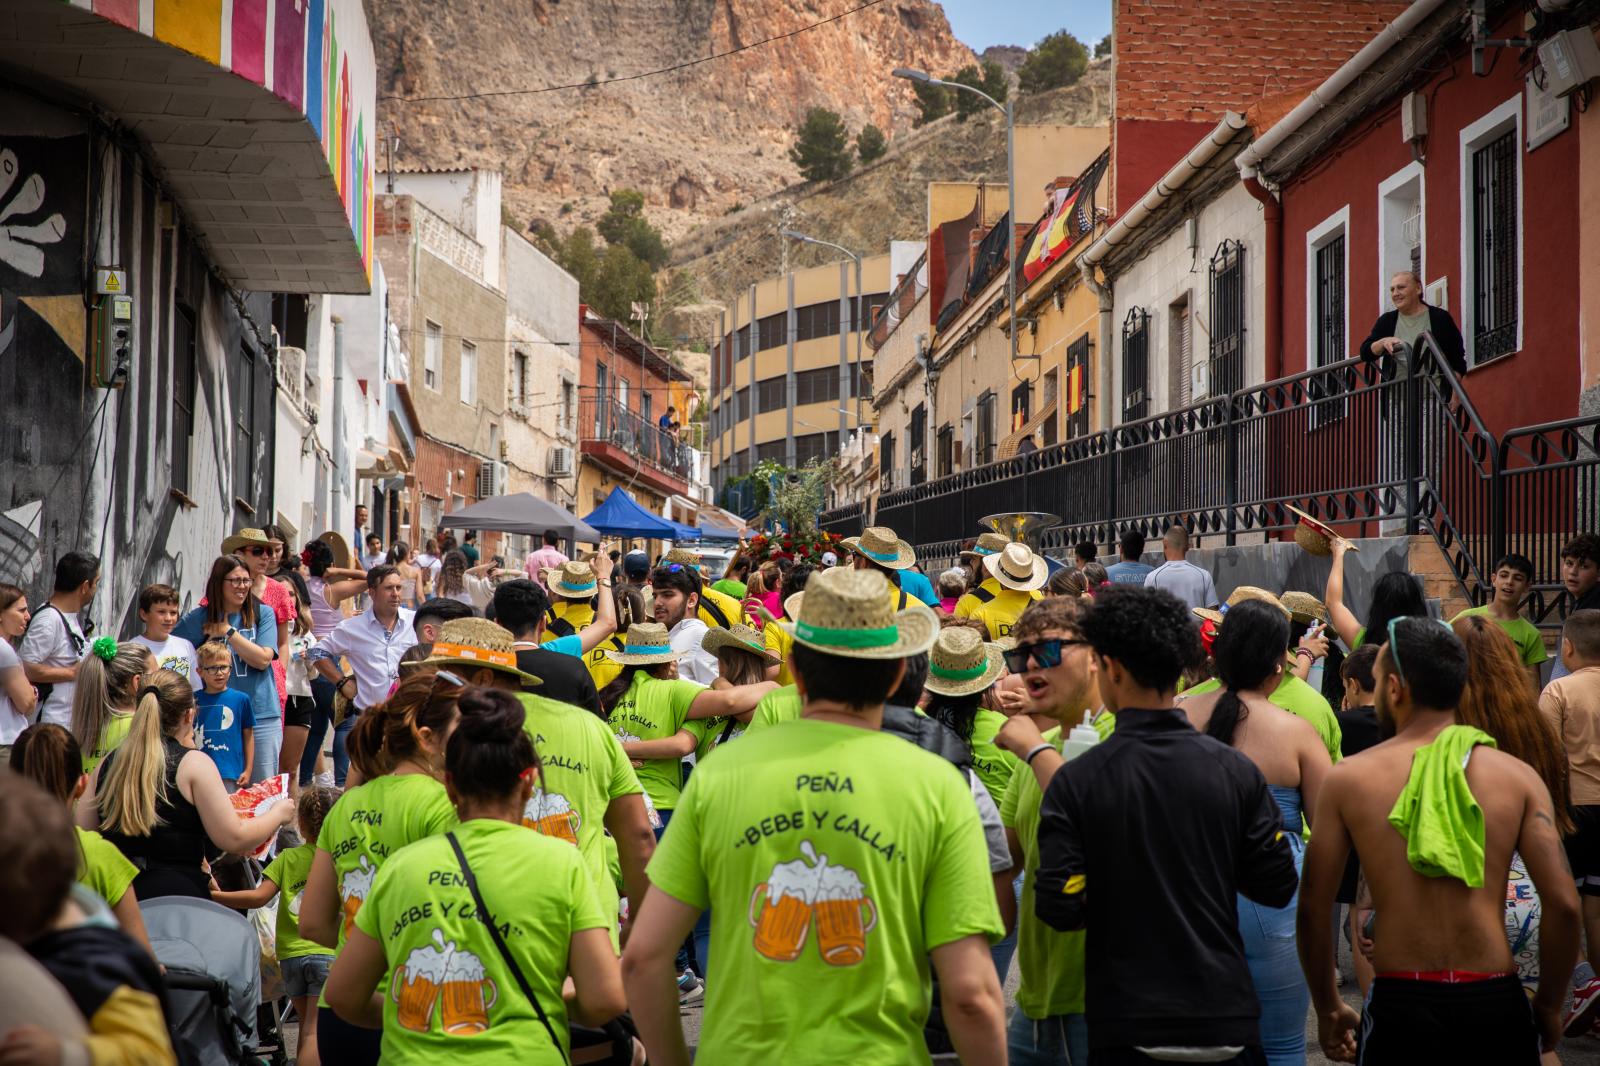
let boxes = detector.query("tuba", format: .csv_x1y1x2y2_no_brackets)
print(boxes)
977,512,1062,553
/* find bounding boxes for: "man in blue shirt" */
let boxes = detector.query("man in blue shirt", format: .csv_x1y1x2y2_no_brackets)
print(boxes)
1105,530,1155,586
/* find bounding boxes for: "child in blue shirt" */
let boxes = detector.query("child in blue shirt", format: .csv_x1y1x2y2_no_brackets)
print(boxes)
195,642,254,788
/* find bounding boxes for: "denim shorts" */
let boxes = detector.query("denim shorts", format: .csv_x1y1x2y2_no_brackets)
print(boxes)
280,953,333,998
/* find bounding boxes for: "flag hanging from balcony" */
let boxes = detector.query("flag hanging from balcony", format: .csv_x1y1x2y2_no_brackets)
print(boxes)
1021,153,1108,283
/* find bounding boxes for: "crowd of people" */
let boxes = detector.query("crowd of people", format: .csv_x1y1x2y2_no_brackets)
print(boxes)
2,509,1600,1066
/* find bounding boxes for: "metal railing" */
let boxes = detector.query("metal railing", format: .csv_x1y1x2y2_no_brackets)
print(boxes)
821,334,1590,617
580,398,692,483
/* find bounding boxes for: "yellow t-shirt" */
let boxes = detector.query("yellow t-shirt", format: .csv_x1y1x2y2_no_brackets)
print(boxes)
547,599,596,638
698,585,746,630
762,620,795,686
954,578,1042,641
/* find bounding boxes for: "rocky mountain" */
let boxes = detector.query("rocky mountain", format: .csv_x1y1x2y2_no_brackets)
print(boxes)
368,0,976,242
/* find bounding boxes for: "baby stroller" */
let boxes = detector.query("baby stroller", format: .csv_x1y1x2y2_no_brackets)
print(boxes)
142,896,280,1065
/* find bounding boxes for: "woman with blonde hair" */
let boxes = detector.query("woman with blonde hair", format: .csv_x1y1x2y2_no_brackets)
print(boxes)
70,638,152,775
83,669,294,900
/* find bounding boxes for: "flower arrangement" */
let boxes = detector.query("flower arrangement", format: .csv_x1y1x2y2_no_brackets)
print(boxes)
741,528,844,567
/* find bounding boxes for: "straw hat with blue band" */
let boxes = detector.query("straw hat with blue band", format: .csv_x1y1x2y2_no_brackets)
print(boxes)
544,560,601,600
780,568,937,661
923,626,1005,697
402,617,543,686
959,532,1011,561
604,621,682,666
839,526,916,571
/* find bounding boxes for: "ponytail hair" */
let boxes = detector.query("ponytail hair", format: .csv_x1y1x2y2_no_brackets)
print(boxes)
70,639,149,765
346,667,463,781
1206,600,1289,746
9,723,84,806
599,663,646,716
98,669,195,838
445,687,538,805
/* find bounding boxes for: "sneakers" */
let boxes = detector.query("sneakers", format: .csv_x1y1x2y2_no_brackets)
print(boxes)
1564,977,1600,1036
677,969,704,1006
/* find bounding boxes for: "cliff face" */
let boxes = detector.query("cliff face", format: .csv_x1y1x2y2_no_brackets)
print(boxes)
369,0,976,240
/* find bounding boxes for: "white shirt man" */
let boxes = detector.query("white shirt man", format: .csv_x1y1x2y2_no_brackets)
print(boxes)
651,567,719,686
309,567,417,710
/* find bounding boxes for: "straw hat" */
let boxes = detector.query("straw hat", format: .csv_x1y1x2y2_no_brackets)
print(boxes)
222,528,272,555
544,560,601,600
782,591,804,621
604,621,682,666
1279,591,1329,625
781,568,937,660
983,542,1048,592
701,623,781,665
960,532,1011,560
664,547,700,569
1193,586,1293,624
840,526,916,570
317,530,353,570
924,627,1005,697
1285,504,1358,557
406,618,542,685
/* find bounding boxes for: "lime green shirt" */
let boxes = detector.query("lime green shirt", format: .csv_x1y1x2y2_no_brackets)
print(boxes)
519,692,643,944
969,709,1021,803
999,728,1086,1019
76,826,136,906
263,844,328,961
1387,725,1498,886
1451,605,1549,666
84,711,134,776
648,719,1001,1065
744,685,802,733
1183,671,1343,763
355,819,609,1065
606,671,704,810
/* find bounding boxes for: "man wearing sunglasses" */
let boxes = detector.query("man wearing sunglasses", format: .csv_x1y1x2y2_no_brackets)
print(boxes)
1297,617,1578,1064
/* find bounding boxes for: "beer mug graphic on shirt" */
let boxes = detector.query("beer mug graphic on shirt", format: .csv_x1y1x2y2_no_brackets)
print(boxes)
521,788,581,847
813,865,877,967
340,854,377,939
390,936,449,1033
440,947,498,1036
748,840,874,967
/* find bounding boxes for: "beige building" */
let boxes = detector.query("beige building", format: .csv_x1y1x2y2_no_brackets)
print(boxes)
502,228,582,514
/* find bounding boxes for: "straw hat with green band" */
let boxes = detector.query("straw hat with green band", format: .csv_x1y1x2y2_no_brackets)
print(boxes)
701,623,781,665
923,626,1004,697
402,618,542,686
782,591,804,621
222,527,271,555
959,532,1011,560
1193,585,1293,625
545,560,601,600
840,526,916,571
603,621,682,666
781,568,936,661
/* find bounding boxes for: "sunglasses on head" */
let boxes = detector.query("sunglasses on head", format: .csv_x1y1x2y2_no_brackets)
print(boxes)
1384,615,1453,689
1003,637,1089,674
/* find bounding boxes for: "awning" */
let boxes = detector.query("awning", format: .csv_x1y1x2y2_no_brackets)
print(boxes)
582,487,681,538
439,492,599,543
666,520,704,542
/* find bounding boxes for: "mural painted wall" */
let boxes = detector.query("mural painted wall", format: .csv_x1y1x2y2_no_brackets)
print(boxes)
83,0,376,277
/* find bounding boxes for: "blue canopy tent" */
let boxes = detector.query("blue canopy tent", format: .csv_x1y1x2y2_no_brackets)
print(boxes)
581,486,696,539
665,519,703,542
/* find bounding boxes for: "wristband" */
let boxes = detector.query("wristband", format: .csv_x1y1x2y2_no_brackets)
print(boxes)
1023,742,1053,765
1294,647,1316,660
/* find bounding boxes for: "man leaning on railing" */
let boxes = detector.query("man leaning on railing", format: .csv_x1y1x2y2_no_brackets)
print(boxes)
1359,270,1466,376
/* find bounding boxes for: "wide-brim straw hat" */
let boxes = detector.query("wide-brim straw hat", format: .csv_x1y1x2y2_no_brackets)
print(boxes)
1194,585,1293,625
782,591,804,621
1280,590,1328,625
1285,504,1358,557
664,548,700,568
544,561,600,600
983,542,1048,592
317,531,353,570
605,621,682,665
843,526,916,571
781,568,937,660
223,527,272,555
924,626,1005,697
702,623,780,665
960,532,1011,560
402,617,542,685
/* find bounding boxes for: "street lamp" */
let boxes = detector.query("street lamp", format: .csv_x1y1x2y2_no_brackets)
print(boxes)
891,67,1022,371
780,229,865,442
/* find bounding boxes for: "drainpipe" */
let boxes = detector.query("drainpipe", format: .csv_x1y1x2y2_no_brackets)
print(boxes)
331,314,347,532
1241,172,1284,382
1079,261,1115,432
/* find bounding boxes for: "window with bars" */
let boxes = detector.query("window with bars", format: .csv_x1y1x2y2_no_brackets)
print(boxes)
880,431,896,478
1470,128,1518,365
1066,333,1091,439
795,366,843,406
795,431,838,466
1311,230,1348,427
1208,240,1245,395
757,377,787,413
234,342,256,498
910,403,927,485
172,302,196,494
975,391,997,466
936,425,954,477
1121,308,1150,422
734,386,750,422
756,313,786,351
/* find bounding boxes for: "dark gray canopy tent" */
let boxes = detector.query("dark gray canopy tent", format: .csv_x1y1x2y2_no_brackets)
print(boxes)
437,492,600,544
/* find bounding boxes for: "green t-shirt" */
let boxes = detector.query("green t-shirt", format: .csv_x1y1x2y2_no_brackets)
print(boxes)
76,826,136,906
519,692,643,944
648,719,1001,1065
969,709,1021,803
999,728,1086,1019
712,578,748,601
1451,605,1549,666
744,685,802,733
689,716,745,762
264,843,329,961
355,819,608,1065
606,671,703,810
1183,671,1343,763
84,711,134,775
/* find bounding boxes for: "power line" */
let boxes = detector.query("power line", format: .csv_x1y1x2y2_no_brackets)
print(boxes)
381,0,887,104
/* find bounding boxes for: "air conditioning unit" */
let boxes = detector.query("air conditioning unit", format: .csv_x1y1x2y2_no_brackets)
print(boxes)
477,460,507,498
549,446,574,477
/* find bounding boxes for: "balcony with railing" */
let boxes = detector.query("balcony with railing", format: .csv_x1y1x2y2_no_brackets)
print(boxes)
579,396,692,497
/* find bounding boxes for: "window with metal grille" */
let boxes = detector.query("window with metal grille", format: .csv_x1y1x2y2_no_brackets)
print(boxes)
795,367,842,406
975,391,997,466
1208,240,1245,395
1470,128,1518,365
910,403,927,485
234,342,256,499
757,312,786,351
756,440,786,464
1121,308,1150,422
1066,333,1091,439
936,425,954,477
795,301,842,342
735,386,750,421
795,431,838,466
880,431,896,477
757,377,786,413
172,302,196,494
1314,235,1345,370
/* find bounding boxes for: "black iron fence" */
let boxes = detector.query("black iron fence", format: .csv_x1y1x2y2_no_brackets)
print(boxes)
581,398,693,482
820,335,1599,622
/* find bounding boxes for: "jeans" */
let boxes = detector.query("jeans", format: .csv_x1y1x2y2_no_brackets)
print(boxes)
250,712,282,787
1006,1008,1089,1066
299,676,351,787
1237,837,1308,1066
992,871,1024,979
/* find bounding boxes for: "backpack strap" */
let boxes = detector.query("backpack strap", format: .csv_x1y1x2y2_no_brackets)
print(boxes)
970,585,996,604
700,595,731,630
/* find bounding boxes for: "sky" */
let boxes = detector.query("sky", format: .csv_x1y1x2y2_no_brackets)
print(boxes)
937,0,1111,53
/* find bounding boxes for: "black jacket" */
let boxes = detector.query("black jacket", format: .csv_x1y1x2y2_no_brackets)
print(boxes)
881,703,972,769
1035,708,1298,1051
1358,303,1467,376
515,646,602,715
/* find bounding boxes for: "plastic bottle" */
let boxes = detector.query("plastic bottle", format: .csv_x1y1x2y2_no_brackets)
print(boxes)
1062,711,1101,762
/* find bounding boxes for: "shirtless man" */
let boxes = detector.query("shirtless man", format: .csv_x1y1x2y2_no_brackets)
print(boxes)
1297,617,1579,1063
